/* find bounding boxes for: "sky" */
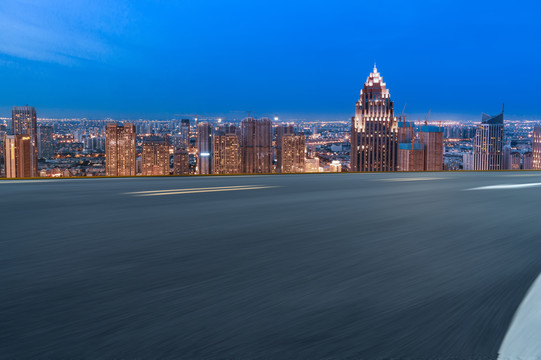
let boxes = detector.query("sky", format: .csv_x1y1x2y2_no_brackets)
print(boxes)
0,0,540,121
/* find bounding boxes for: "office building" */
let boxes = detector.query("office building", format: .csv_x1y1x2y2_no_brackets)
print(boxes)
241,117,272,173
11,106,38,177
105,123,136,176
4,135,33,178
197,122,213,174
351,65,398,171
38,124,55,159
213,133,241,174
471,110,504,170
533,126,541,169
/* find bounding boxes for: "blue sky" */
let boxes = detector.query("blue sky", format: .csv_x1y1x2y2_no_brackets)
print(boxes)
0,0,539,121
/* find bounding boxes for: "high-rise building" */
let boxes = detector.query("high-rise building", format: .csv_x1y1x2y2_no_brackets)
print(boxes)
533,126,541,169
173,149,190,175
105,123,136,176
351,65,398,172
213,133,241,174
11,106,38,177
523,151,533,170
503,145,512,170
142,137,170,176
280,134,305,173
419,125,444,171
173,119,191,150
4,135,33,178
38,124,55,159
398,142,425,172
510,151,521,170
241,117,272,173
197,122,213,174
471,110,504,170
275,124,295,172
0,131,6,175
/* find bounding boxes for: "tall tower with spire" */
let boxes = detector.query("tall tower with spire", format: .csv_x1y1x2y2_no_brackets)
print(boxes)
350,65,398,171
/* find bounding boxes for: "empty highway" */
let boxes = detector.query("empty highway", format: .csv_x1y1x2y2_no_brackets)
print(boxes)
1,172,541,359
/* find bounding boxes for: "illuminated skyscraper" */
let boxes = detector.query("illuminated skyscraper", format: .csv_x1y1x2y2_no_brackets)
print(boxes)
38,124,55,159
241,117,272,173
472,110,504,170
11,106,38,176
142,137,170,176
105,123,136,176
533,126,541,170
4,135,33,178
213,133,241,174
351,66,398,172
197,122,213,174
280,134,305,173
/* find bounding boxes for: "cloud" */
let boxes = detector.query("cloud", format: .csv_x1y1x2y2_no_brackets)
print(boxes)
0,0,130,65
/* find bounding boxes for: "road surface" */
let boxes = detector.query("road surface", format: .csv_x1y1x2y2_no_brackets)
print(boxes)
1,172,541,359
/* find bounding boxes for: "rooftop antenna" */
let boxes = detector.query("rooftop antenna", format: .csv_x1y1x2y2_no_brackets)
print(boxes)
502,103,505,115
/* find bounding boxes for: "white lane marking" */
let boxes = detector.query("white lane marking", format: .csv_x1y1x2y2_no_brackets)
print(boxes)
504,174,541,177
378,177,445,182
125,185,264,195
128,185,279,197
498,273,541,360
466,183,541,191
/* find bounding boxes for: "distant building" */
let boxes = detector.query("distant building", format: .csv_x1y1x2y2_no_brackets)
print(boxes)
398,142,425,171
38,124,55,158
503,145,512,170
142,137,170,176
511,151,521,170
173,149,190,175
0,131,6,175
241,117,272,173
280,134,305,173
197,122,213,175
305,157,320,173
275,124,295,172
419,125,444,171
105,123,136,176
351,65,398,172
471,110,504,170
213,133,241,174
180,119,190,149
4,135,33,178
11,106,38,177
523,151,533,170
533,126,541,169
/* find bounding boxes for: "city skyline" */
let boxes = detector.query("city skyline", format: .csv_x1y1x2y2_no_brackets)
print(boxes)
1,1,540,120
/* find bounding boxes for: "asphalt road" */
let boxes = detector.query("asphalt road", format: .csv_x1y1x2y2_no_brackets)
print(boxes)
1,172,541,359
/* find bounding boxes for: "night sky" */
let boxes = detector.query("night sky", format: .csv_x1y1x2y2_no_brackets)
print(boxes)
0,0,539,121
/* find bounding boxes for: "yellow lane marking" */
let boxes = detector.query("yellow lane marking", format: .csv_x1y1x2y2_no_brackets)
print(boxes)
128,185,278,197
125,185,264,195
378,177,445,182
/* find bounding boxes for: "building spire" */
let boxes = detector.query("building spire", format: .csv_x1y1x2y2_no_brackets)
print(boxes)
373,62,377,73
